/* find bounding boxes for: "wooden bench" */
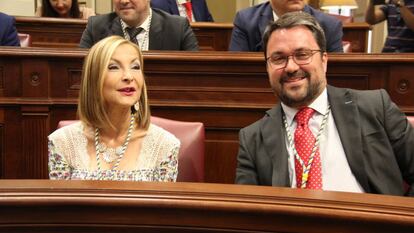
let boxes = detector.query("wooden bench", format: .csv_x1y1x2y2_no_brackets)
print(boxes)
14,16,370,52
0,48,413,183
0,180,413,232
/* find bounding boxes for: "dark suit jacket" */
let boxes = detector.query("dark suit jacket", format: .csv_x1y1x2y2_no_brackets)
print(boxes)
236,85,414,196
229,2,343,52
79,8,199,50
0,12,20,46
151,0,213,22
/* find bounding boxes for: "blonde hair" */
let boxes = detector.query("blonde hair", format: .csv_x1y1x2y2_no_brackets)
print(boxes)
78,36,151,130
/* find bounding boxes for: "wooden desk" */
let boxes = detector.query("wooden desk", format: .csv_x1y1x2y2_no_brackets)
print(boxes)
0,48,413,183
14,16,86,48
0,180,413,232
343,22,371,53
14,16,370,52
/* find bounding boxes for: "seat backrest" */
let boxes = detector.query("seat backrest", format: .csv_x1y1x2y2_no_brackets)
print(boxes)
57,116,205,182
18,33,32,47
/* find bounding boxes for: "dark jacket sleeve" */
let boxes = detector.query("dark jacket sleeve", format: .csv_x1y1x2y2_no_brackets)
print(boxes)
1,14,20,46
380,89,414,196
229,11,250,51
79,16,95,48
236,128,259,184
324,18,344,52
180,18,199,51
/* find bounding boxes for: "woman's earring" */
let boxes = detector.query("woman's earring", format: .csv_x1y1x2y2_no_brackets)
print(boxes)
134,102,140,112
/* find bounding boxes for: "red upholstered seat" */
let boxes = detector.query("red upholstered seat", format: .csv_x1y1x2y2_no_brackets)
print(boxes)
57,116,205,182
18,33,31,47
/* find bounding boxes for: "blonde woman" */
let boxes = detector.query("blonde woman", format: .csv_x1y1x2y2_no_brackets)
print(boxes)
48,36,180,181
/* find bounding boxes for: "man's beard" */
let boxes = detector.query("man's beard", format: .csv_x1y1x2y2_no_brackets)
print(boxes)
276,70,322,108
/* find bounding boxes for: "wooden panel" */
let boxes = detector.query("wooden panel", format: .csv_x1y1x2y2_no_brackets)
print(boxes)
0,180,413,232
343,22,371,52
0,48,413,183
14,17,370,52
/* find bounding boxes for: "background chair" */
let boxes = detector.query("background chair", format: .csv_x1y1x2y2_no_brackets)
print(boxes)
57,116,205,182
18,33,32,47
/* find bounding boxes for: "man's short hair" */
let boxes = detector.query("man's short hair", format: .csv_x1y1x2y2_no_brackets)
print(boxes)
263,11,327,58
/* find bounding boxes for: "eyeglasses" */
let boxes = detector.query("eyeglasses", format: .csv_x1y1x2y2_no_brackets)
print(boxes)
266,49,322,70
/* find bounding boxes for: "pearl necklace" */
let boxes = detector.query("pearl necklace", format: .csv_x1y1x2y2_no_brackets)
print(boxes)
95,113,135,170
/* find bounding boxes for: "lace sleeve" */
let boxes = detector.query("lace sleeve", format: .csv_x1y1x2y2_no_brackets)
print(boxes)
158,142,180,182
48,139,71,180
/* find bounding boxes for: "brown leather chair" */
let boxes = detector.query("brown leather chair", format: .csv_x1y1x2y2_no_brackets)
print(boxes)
57,116,205,182
18,33,32,47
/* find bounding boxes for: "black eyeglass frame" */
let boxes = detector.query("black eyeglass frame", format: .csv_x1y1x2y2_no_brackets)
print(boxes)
266,49,322,70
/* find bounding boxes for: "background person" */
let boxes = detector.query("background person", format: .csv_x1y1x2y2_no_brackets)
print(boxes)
36,0,95,19
229,0,343,52
48,36,180,181
365,0,414,52
80,0,198,51
236,12,414,196
150,0,214,22
0,12,20,46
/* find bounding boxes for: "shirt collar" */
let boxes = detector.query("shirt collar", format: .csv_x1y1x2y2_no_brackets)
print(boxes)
177,0,189,4
281,87,328,125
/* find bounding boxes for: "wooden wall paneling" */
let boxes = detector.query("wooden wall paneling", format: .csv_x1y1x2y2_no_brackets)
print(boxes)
388,65,414,113
1,48,414,183
14,17,370,52
14,17,86,48
21,105,49,178
190,22,233,51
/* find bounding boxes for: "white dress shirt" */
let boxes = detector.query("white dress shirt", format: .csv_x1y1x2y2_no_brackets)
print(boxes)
121,9,152,51
281,88,365,193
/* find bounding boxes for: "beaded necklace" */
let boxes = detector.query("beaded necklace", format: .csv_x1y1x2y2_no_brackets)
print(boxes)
282,105,331,188
95,113,135,171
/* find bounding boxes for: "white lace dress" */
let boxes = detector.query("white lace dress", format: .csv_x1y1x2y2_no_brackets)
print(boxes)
48,122,180,182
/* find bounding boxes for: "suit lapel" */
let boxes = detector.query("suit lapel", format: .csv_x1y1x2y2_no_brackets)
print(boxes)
149,11,163,50
109,16,124,38
262,106,290,187
168,0,180,15
327,86,370,192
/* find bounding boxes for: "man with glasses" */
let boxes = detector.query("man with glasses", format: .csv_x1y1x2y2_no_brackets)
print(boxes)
235,12,414,196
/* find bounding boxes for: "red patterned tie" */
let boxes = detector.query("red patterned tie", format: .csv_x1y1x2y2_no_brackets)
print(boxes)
183,2,193,22
294,107,322,189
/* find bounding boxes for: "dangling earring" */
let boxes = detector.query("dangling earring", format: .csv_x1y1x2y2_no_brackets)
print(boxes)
134,102,140,112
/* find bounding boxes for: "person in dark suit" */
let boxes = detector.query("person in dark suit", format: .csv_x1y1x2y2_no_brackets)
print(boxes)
236,11,414,196
0,12,20,46
150,0,214,22
80,0,198,50
229,0,343,52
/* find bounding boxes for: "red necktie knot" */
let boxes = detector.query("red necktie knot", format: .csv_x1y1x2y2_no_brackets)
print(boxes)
295,107,315,126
